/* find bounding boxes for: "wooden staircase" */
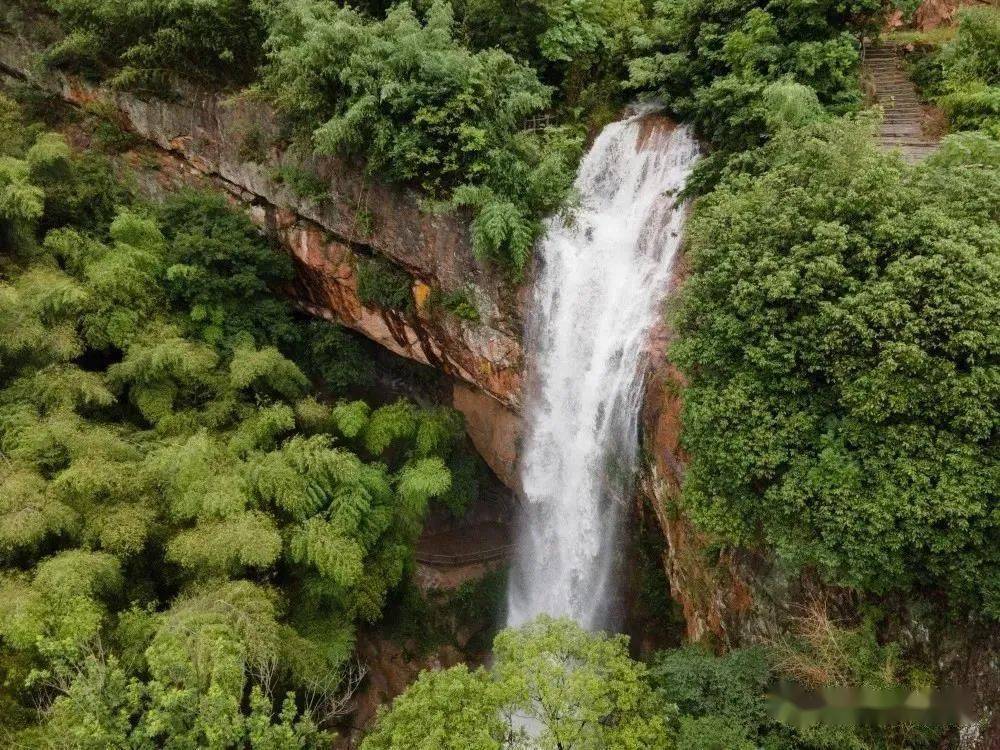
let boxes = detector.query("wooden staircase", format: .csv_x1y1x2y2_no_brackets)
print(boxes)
863,43,940,163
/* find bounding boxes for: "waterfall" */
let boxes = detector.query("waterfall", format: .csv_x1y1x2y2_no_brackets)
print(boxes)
507,113,698,630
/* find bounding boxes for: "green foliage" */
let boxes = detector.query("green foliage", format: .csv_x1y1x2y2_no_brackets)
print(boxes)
296,320,375,391
628,0,882,160
650,646,770,727
0,152,44,253
428,287,481,322
381,569,507,655
81,100,141,154
671,115,1000,615
449,0,642,109
158,189,299,350
919,6,1000,137
362,616,672,750
363,664,505,750
43,0,266,92
355,255,414,313
0,93,34,158
0,120,478,743
29,139,132,237
254,0,583,273
648,637,942,750
271,164,329,203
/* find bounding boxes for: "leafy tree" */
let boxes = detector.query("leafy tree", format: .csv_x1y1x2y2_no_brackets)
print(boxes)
362,616,672,750
361,664,506,750
43,0,266,92
671,115,1000,615
450,0,642,110
158,189,299,350
912,6,1000,137
253,0,583,272
628,0,883,162
356,255,415,313
650,624,946,749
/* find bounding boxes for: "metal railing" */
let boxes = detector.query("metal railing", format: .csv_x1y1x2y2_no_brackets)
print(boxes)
414,544,514,567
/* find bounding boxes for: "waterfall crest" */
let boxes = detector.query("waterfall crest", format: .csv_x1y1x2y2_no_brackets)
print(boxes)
507,114,698,630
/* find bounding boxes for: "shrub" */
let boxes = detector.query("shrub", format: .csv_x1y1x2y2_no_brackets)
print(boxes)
628,0,882,159
913,6,1000,136
362,618,671,750
271,165,328,203
449,0,643,108
428,287,481,322
296,320,375,391
156,189,298,349
0,119,474,743
355,255,414,313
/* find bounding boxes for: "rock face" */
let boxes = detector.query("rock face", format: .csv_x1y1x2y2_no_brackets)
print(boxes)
0,32,529,496
913,0,990,31
0,32,523,414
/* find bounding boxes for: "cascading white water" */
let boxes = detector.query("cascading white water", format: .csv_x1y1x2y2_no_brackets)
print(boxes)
507,113,698,630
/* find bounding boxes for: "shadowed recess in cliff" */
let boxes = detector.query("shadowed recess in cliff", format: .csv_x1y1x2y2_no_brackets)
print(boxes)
507,111,699,631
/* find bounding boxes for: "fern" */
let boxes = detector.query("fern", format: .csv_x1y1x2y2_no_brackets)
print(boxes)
414,406,463,458
331,400,370,439
229,342,308,401
288,517,365,587
326,483,373,540
396,457,452,521
246,448,316,520
166,511,282,574
362,400,418,456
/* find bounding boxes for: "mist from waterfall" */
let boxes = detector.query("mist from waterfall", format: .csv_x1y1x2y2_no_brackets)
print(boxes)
507,113,698,631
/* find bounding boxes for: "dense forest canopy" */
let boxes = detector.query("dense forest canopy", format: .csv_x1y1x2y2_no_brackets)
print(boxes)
0,0,997,746
0,93,484,745
672,119,999,615
363,616,944,749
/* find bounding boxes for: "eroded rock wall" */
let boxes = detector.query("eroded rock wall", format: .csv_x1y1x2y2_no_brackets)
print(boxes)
0,32,522,408
0,32,526,486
